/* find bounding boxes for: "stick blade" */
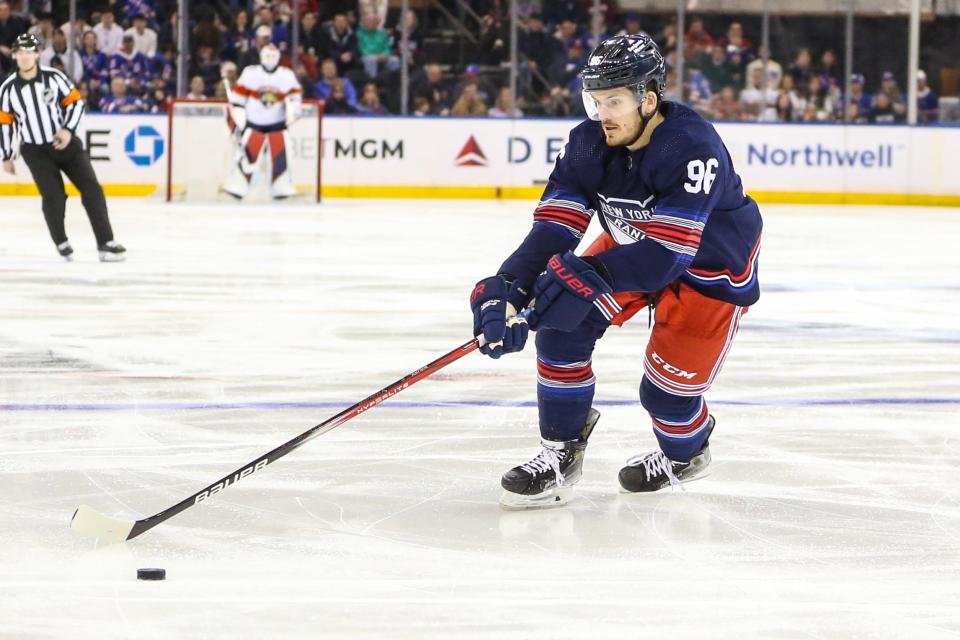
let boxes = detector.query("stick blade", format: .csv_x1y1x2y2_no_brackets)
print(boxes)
70,504,136,543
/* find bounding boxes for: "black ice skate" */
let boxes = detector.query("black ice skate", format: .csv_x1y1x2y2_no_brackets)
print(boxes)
618,417,715,493
500,408,600,509
57,241,73,262
98,241,126,262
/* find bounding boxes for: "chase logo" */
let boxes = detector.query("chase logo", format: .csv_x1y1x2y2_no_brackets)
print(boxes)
124,125,164,166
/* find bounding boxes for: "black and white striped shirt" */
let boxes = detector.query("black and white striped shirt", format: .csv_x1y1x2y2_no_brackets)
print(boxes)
0,66,85,160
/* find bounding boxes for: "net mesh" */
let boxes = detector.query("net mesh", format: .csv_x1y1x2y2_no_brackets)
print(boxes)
167,100,321,202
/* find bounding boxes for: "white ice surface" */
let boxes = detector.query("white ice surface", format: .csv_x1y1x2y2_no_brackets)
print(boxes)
1,198,958,639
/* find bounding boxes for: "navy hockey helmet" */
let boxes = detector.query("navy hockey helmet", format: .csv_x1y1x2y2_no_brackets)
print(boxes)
579,34,666,121
12,33,41,52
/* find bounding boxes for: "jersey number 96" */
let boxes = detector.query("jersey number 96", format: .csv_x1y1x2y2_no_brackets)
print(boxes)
684,158,719,194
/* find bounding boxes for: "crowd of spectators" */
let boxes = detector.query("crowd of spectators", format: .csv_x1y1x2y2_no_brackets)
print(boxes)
680,24,941,124
0,0,950,123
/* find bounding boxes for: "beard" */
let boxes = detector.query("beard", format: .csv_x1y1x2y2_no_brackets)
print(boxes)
601,119,642,147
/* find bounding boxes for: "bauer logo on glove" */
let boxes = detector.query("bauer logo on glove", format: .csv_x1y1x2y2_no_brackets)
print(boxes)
546,255,597,298
527,252,613,332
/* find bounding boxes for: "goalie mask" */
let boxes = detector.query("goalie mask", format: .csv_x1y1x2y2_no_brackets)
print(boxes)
579,34,666,123
260,44,281,72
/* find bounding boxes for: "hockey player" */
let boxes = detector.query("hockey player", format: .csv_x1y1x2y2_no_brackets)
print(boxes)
469,34,762,508
223,43,302,200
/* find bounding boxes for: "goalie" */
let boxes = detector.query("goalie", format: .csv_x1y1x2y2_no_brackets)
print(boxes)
223,44,302,200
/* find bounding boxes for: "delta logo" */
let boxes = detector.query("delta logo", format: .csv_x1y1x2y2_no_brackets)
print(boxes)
454,135,487,167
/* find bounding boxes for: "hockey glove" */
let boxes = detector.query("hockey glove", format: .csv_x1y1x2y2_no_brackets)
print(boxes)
527,252,613,332
470,275,530,359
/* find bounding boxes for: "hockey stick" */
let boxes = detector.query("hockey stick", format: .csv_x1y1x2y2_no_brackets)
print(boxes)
71,338,481,543
221,74,241,134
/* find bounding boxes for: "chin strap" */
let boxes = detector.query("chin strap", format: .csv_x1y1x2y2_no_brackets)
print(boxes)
623,104,655,148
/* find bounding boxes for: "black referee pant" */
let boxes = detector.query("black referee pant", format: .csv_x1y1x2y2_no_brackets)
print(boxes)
19,137,114,246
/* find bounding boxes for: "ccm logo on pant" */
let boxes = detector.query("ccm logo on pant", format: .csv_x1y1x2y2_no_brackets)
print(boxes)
651,351,697,379
549,256,595,298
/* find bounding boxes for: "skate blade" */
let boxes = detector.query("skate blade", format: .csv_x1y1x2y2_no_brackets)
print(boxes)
499,486,574,510
98,252,126,263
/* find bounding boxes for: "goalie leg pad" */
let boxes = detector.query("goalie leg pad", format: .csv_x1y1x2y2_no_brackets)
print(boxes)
268,130,296,198
245,129,267,166
268,131,288,181
223,128,266,198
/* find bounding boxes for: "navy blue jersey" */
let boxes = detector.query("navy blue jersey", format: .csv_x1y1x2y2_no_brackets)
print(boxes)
500,102,762,307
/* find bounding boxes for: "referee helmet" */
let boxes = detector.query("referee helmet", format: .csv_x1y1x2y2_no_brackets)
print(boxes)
12,33,41,52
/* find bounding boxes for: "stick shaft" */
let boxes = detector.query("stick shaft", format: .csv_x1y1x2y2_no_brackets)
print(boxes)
125,338,480,540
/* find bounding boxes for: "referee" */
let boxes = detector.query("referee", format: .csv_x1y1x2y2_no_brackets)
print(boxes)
0,34,125,262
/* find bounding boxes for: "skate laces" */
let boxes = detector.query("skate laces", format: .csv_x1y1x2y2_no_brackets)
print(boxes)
520,446,565,486
626,451,683,490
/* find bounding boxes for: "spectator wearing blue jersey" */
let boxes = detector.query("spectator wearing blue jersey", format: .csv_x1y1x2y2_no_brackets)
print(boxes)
100,75,145,113
845,73,872,123
110,35,151,85
916,70,938,123
123,0,157,24
153,43,176,91
314,57,357,107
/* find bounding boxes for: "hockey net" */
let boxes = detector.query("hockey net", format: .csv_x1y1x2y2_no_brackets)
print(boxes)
166,98,322,202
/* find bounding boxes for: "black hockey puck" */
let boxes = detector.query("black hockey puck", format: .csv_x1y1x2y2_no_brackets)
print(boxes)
137,568,166,581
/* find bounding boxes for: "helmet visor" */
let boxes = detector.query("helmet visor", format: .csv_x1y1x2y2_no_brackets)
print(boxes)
581,86,643,121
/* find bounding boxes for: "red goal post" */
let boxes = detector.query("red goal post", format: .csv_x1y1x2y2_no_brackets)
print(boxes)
165,98,323,203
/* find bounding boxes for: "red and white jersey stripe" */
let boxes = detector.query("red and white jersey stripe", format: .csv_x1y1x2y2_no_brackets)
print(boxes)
533,197,593,238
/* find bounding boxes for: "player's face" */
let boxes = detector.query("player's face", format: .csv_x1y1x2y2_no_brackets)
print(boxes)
584,87,644,147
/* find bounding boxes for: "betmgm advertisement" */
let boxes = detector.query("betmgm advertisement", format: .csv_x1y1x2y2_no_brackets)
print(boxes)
1,114,957,204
